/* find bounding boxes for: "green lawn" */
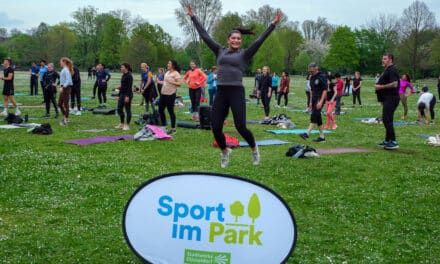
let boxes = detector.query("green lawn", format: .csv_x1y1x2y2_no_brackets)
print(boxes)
1,71,439,263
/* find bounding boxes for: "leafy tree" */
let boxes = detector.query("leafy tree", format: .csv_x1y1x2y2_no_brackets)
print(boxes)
46,24,77,64
99,16,125,68
302,17,335,44
398,0,437,79
212,12,243,45
247,193,261,224
429,35,440,74
0,45,7,61
365,13,399,52
354,28,389,75
294,51,312,75
323,26,359,72
70,6,99,67
121,29,157,72
229,201,244,222
251,24,284,73
175,0,222,67
4,33,36,66
277,23,304,72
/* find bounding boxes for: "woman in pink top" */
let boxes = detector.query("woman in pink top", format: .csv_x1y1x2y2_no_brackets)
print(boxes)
399,73,414,119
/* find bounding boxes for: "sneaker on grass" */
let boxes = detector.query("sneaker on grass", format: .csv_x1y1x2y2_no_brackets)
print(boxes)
299,133,309,140
313,137,326,143
15,108,21,116
384,141,399,150
220,148,232,168
378,140,389,147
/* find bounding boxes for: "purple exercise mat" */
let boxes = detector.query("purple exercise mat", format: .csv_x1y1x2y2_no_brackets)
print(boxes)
317,148,374,155
65,135,133,145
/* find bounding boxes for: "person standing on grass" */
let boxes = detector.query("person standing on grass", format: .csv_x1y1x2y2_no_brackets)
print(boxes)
159,60,181,135
42,63,59,118
29,62,39,96
70,66,82,116
0,58,20,117
334,73,344,115
375,53,400,150
183,60,207,121
140,63,157,113
207,66,218,107
352,71,362,107
399,73,414,120
344,75,351,95
254,68,262,104
95,63,111,108
277,71,290,108
186,3,282,167
324,73,337,130
417,86,436,125
437,75,440,99
155,68,165,95
259,66,272,119
305,74,311,111
38,60,48,95
300,63,327,142
115,63,133,131
58,57,74,126
271,71,279,100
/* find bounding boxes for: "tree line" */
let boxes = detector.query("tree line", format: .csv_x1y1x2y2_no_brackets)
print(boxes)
0,0,438,79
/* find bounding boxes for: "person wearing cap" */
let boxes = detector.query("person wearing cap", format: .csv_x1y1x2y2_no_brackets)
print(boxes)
417,86,436,125
375,53,400,150
1,58,21,116
300,63,327,142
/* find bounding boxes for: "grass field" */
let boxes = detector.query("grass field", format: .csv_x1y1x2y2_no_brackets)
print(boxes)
0,70,439,264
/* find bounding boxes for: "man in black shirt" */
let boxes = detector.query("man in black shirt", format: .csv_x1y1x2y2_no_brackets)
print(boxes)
1,58,20,116
375,53,400,150
300,63,327,142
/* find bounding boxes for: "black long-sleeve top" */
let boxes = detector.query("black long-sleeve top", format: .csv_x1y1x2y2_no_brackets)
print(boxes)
120,72,133,97
42,70,59,89
191,16,276,87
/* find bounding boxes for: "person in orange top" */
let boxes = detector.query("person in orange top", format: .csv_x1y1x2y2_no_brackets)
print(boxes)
183,60,207,120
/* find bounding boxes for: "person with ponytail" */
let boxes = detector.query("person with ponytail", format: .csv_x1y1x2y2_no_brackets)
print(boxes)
159,60,181,135
186,4,282,168
115,63,133,131
58,57,73,126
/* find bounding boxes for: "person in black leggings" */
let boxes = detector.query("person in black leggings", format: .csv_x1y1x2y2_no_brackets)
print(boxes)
70,66,81,115
187,4,282,167
115,63,133,131
159,60,181,135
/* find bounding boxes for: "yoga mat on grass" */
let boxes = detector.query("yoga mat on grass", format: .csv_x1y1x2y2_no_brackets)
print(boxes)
239,139,291,147
65,135,133,145
317,148,375,155
0,123,41,129
81,97,92,101
15,93,28,96
0,103,23,108
266,129,333,135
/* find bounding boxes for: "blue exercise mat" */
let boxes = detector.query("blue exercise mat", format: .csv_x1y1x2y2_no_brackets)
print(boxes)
393,121,422,126
352,117,375,121
239,139,291,147
266,129,333,135
0,103,23,108
81,97,92,101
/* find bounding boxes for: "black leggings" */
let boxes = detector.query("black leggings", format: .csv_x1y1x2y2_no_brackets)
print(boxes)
277,92,288,106
159,93,176,128
98,85,107,104
189,88,201,113
117,94,132,124
305,91,310,107
382,95,400,142
93,80,98,97
352,89,361,105
212,86,256,150
261,89,271,116
70,85,81,110
43,87,58,114
143,91,156,113
421,96,436,120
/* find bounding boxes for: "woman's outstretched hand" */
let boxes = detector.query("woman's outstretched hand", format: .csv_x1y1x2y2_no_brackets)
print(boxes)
272,9,283,25
186,3,194,17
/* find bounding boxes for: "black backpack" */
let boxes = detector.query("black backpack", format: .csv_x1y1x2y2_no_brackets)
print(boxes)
5,113,23,124
31,123,53,135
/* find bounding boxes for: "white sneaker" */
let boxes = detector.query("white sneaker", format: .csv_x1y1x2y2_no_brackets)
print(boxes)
122,124,130,131
69,109,76,114
15,108,21,116
252,146,260,165
220,148,232,168
1,110,8,116
114,123,124,129
75,111,82,116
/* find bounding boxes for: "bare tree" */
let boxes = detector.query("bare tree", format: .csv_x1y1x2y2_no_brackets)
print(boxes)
364,13,399,52
302,17,335,44
399,0,436,79
175,0,222,67
242,5,288,26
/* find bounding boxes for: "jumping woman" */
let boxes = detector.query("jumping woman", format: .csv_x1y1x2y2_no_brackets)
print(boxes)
186,4,282,168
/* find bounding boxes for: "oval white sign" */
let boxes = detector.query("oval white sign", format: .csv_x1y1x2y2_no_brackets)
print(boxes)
123,172,297,264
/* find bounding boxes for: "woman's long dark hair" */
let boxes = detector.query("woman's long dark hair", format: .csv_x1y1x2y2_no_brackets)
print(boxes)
122,63,132,73
228,27,255,37
170,60,181,72
403,73,411,83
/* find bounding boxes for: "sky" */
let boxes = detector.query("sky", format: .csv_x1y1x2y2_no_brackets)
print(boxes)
2,0,439,41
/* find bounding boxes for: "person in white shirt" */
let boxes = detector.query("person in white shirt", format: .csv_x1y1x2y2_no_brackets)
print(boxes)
417,86,436,125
